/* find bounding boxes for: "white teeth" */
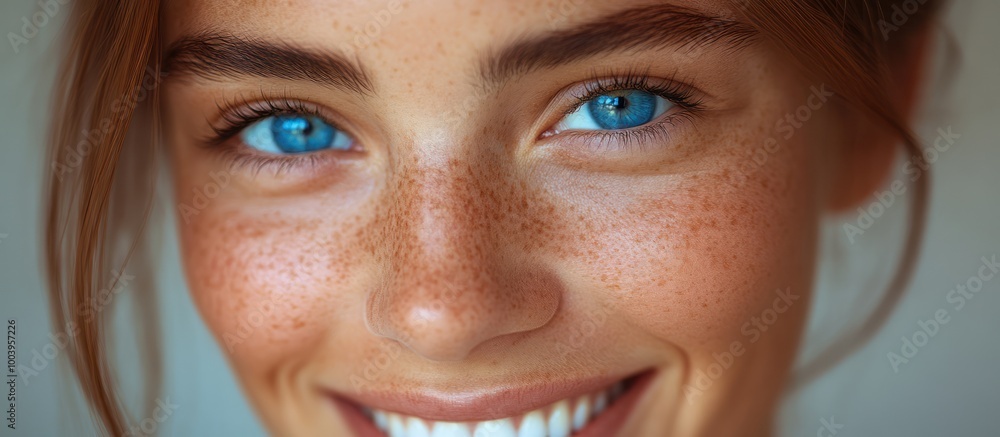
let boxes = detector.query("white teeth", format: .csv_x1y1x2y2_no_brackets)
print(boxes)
547,400,571,437
431,422,471,437
517,411,546,437
473,419,516,437
389,413,407,437
572,396,590,431
367,380,628,437
374,410,389,430
407,417,432,437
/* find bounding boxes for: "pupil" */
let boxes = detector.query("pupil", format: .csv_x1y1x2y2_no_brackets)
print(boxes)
587,91,657,130
597,95,629,111
285,118,310,135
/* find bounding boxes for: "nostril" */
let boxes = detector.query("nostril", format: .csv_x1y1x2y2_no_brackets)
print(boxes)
366,294,503,362
364,266,564,362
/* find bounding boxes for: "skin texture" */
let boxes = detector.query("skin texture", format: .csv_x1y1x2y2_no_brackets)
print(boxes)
159,0,882,435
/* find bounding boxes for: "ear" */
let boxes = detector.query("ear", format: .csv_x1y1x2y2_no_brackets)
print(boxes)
826,25,935,212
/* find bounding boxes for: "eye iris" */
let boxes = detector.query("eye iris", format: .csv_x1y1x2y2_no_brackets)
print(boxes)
270,115,336,153
587,90,657,130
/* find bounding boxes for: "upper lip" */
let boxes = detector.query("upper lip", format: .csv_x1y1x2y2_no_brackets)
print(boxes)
328,370,645,422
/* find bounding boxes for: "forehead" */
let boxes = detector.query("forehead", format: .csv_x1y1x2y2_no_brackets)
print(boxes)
161,0,737,53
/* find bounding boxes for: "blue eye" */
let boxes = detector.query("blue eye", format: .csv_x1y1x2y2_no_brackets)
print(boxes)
239,114,352,154
557,90,672,131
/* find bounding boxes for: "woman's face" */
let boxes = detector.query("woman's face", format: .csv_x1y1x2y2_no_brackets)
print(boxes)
162,0,844,435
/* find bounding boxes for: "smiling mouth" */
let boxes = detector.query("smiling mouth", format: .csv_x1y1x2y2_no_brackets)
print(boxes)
330,370,656,437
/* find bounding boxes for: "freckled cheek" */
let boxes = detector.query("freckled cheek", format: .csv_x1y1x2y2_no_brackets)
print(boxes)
572,160,817,350
619,206,813,349
176,208,363,372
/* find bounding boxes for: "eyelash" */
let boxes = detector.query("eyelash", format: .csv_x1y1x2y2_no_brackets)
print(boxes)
209,98,323,146
567,71,703,114
554,70,705,151
203,73,705,172
203,96,343,174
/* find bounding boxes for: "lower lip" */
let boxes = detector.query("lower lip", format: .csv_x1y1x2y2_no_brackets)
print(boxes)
330,370,657,437
332,396,384,437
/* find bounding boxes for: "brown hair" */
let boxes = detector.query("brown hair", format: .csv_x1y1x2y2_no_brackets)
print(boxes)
45,1,161,435
44,0,940,434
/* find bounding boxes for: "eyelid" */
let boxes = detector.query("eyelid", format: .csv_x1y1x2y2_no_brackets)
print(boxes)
198,94,367,177
550,111,696,150
527,71,708,168
205,97,338,147
536,72,705,143
534,72,704,140
536,111,700,173
560,72,705,117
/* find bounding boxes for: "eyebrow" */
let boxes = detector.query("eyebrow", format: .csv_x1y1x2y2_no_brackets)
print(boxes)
480,4,758,90
162,32,375,94
161,4,754,96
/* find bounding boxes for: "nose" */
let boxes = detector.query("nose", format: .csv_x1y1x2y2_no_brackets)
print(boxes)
365,155,562,362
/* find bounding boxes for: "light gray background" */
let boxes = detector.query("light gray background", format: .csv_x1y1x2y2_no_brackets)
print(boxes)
0,1,997,436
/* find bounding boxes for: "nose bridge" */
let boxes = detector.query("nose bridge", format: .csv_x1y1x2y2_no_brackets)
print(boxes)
365,153,560,361
405,156,487,262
